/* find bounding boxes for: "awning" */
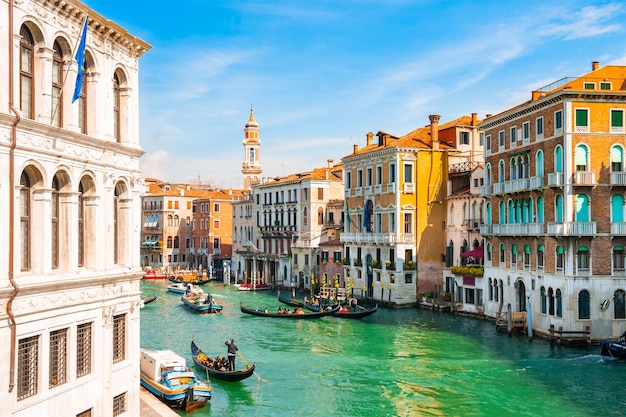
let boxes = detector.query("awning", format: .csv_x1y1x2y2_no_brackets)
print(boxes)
460,246,484,258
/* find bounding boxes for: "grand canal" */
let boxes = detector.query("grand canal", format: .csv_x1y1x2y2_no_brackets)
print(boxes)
140,280,626,417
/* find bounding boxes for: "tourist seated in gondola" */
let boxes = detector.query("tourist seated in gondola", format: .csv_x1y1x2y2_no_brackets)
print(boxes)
294,308,305,315
263,308,269,314
278,306,284,314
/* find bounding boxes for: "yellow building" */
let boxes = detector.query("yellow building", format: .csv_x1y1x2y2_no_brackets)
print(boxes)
342,115,478,306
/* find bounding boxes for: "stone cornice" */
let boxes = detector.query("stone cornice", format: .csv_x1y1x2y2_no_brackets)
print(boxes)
32,0,152,58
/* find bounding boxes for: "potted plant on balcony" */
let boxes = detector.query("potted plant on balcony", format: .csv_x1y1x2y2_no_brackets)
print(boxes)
342,257,350,265
385,260,395,270
353,258,362,267
403,260,416,270
372,259,381,269
450,265,484,277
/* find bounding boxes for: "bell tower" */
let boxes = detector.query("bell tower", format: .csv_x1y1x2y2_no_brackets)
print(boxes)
242,107,262,190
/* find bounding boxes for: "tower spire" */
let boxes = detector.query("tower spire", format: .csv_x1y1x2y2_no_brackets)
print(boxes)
242,107,262,191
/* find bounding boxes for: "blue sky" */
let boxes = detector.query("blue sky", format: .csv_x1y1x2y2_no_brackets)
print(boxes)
83,0,626,189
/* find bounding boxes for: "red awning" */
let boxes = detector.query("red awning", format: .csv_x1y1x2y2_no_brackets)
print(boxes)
460,246,484,258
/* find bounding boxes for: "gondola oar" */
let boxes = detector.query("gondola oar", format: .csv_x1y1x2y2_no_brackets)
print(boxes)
237,351,265,382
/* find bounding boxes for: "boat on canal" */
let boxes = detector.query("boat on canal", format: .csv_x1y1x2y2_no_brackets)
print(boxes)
240,301,340,318
142,295,157,306
278,292,305,308
190,340,256,382
600,339,626,359
181,292,223,314
143,269,167,280
235,282,271,291
168,270,211,285
167,282,191,294
333,303,379,319
139,348,212,411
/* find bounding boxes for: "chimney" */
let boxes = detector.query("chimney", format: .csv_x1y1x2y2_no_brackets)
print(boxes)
366,132,374,146
592,61,599,71
471,113,478,126
327,158,334,167
429,114,441,150
353,144,358,154
485,114,492,119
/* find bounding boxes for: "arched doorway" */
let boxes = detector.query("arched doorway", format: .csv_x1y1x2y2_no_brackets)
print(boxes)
516,280,526,312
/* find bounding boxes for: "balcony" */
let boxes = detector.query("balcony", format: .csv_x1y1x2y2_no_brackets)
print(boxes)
465,219,482,231
374,184,383,194
611,172,626,186
340,232,414,245
504,178,530,193
492,223,544,236
612,222,626,235
528,175,543,190
480,224,493,236
386,182,396,193
547,222,597,236
481,184,492,197
403,183,415,194
547,172,564,187
574,171,595,186
493,182,505,195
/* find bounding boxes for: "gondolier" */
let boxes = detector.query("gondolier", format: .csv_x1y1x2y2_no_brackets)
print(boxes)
225,339,238,371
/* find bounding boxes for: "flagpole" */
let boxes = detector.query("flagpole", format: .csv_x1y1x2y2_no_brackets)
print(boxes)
50,13,88,125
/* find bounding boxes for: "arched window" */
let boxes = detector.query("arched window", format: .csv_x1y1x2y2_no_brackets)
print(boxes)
556,289,562,318
556,245,564,273
537,245,544,271
167,236,173,249
614,289,626,319
174,236,180,249
20,25,35,119
536,197,544,223
486,243,492,262
575,194,590,222
536,150,544,177
485,163,492,186
489,278,494,301
554,146,563,173
20,171,32,270
578,290,590,319
555,195,563,222
52,40,64,127
577,246,590,274
113,72,121,142
499,201,505,224
507,200,514,223
498,160,505,183
540,286,547,314
51,175,60,269
611,194,625,222
167,215,173,226
575,144,589,171
77,51,94,134
548,287,555,315
500,243,506,263
611,145,624,172
614,246,626,275
303,207,308,226
510,158,517,180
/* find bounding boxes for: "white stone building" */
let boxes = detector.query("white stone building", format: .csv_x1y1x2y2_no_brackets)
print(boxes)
0,1,150,416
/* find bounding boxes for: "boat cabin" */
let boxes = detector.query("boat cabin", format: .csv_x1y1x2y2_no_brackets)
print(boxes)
140,349,187,382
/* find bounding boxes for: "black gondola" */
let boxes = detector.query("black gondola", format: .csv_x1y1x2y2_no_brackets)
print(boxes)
278,293,305,308
142,296,157,306
600,339,626,359
169,277,211,285
332,304,379,319
240,302,340,319
190,340,256,382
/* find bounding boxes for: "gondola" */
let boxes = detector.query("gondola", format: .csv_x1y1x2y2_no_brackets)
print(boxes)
190,340,256,382
332,304,379,319
240,302,340,319
142,295,157,306
169,276,211,285
277,292,305,308
600,339,626,359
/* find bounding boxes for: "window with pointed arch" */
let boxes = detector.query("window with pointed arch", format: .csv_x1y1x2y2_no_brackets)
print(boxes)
537,245,544,272
576,246,590,275
556,246,564,274
20,25,35,119
499,243,505,264
51,175,60,269
611,145,624,172
173,236,180,249
555,289,562,317
540,286,547,314
614,289,626,319
167,236,173,249
578,289,590,319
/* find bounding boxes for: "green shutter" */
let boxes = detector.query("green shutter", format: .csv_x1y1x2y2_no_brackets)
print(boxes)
538,245,544,252
615,246,624,251
557,246,564,255
575,109,588,126
612,110,623,127
511,244,517,253
487,243,492,253
578,246,588,252
525,245,531,254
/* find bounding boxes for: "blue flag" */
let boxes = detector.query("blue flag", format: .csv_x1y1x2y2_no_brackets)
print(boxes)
72,16,88,103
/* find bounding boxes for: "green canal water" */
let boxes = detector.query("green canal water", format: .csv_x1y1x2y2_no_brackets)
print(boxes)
140,280,625,417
